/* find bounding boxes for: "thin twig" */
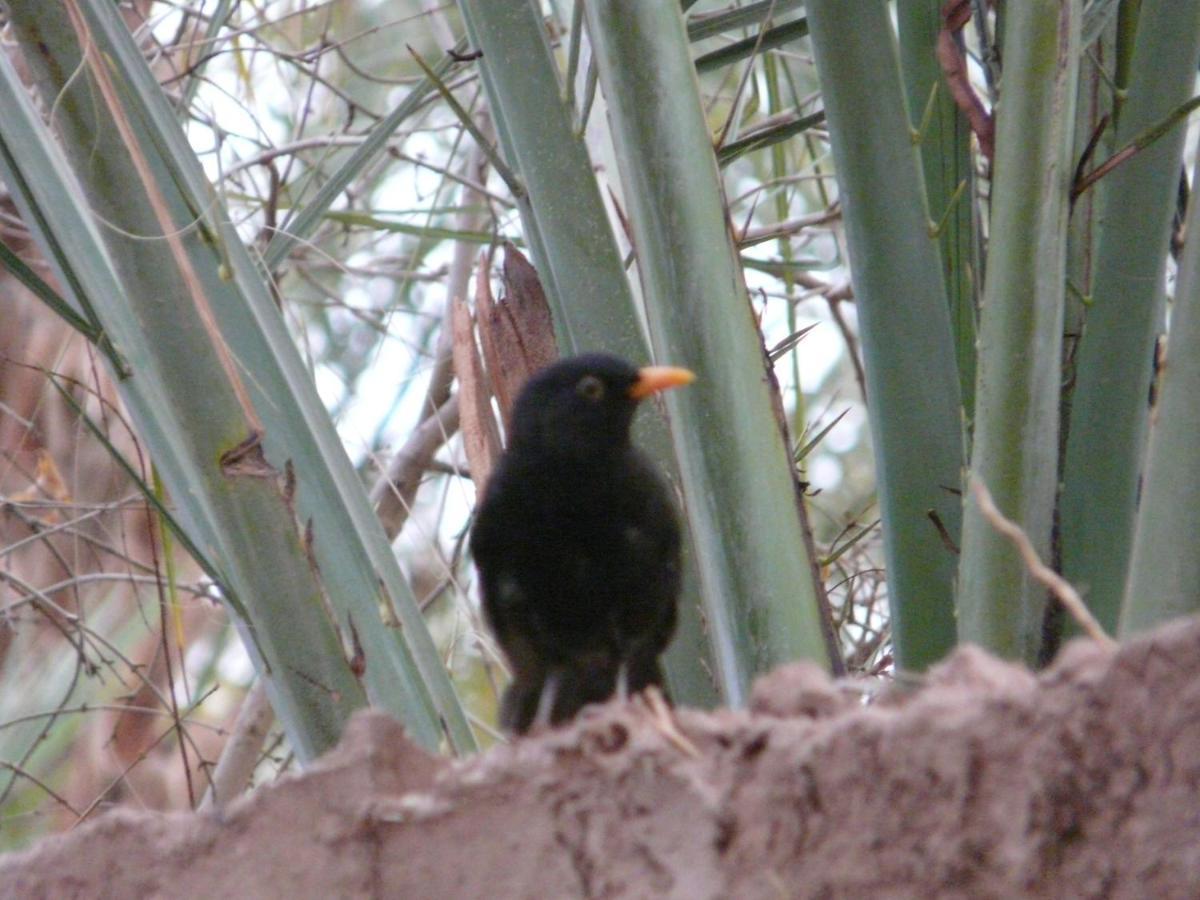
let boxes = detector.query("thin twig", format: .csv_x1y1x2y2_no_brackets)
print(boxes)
200,680,274,812
0,761,82,818
825,296,867,405
370,395,462,539
971,479,1116,648
1072,95,1200,203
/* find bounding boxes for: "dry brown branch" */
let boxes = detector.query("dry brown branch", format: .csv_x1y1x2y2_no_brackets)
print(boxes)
370,395,461,540
199,681,274,812
971,478,1116,648
937,0,995,161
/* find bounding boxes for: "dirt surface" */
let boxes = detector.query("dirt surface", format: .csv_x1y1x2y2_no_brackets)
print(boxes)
4,617,1199,899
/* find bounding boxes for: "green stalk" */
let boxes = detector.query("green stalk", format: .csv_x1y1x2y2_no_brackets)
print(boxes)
805,0,964,670
896,1,979,421
1060,1,1200,632
957,1,1080,662
1120,151,1200,635
586,1,832,696
0,38,362,755
3,1,473,757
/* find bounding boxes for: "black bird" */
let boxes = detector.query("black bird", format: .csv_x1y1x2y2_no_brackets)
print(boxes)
470,353,695,734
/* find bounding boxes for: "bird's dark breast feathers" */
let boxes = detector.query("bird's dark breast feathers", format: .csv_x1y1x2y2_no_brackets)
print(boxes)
472,448,680,666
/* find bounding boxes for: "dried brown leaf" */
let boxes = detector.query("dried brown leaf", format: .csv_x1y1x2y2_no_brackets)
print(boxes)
451,294,502,495
476,242,558,430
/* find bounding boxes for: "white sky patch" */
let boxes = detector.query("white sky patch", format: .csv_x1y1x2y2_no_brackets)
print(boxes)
217,634,256,686
808,454,843,491
744,253,850,401
824,403,865,453
313,362,347,411
792,319,843,390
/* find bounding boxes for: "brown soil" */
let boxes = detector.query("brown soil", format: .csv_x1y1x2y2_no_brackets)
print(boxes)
3,617,1199,899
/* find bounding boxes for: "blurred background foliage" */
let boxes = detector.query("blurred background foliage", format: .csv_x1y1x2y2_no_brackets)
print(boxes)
1,0,1195,854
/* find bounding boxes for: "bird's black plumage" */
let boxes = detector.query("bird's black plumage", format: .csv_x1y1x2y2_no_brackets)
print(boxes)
470,353,693,734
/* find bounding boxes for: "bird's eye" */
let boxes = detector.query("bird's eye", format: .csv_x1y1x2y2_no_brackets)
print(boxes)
576,374,606,402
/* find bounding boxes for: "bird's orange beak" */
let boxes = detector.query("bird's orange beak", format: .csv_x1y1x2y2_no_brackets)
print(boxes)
629,365,696,400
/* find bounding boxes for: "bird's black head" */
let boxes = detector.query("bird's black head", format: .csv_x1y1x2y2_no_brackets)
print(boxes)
507,353,694,457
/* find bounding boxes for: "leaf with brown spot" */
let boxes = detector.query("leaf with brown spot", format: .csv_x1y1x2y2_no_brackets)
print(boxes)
219,431,276,478
347,615,366,678
451,293,502,495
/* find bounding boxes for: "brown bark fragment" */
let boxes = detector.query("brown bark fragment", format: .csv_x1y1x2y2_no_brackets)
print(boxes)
475,242,558,432
450,292,502,495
